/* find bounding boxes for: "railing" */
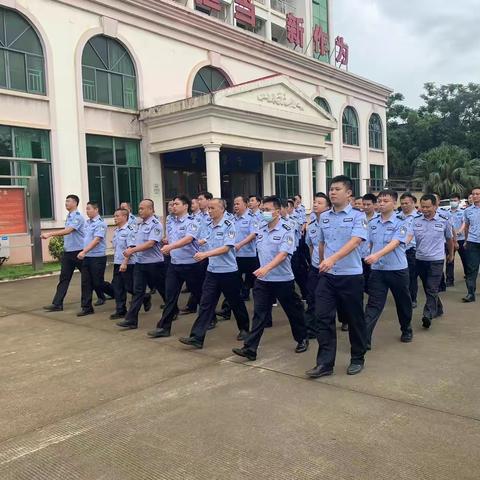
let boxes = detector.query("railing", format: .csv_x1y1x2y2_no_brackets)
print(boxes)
270,0,295,14
366,178,424,193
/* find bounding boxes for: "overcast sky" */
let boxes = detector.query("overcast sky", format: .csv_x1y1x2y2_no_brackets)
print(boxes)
333,0,480,107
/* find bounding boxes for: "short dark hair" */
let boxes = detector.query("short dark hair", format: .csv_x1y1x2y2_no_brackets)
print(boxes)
198,191,213,200
294,194,302,200
472,187,480,192
400,192,417,203
450,193,461,200
331,175,353,192
286,199,295,208
362,193,377,203
248,195,261,202
234,195,248,205
315,192,332,208
66,194,80,206
120,201,132,208
115,208,129,217
174,195,191,210
355,196,363,201
87,201,99,209
420,194,437,205
141,198,155,209
377,190,398,201
262,196,281,210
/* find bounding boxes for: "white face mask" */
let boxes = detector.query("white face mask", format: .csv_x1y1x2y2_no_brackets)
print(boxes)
450,201,459,209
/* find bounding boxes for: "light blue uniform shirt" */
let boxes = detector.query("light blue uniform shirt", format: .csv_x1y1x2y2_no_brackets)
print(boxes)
284,214,300,249
112,223,136,265
134,216,164,264
369,213,409,271
450,209,465,241
234,211,257,258
464,205,480,243
295,204,307,224
413,213,453,261
359,213,379,258
64,210,85,252
204,215,238,273
84,215,108,257
128,213,138,228
397,211,417,249
249,209,263,223
166,214,175,240
318,205,368,275
196,210,211,252
256,219,296,282
170,214,200,264
306,216,321,268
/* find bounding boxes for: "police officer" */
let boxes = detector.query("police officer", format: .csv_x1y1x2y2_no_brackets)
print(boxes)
363,190,413,348
76,201,114,316
120,201,138,227
42,194,85,312
110,208,151,319
232,196,309,361
116,199,166,329
293,193,311,268
463,186,480,302
446,193,467,285
248,194,263,223
305,175,368,378
147,195,205,338
413,194,454,328
179,198,250,348
361,193,378,293
398,192,418,308
305,192,331,337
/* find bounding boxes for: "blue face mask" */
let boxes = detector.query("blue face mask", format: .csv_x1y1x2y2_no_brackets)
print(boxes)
262,211,273,223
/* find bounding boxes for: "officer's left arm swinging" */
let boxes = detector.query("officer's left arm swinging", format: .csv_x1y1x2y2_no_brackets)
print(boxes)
194,245,229,262
364,239,401,265
319,236,363,272
254,251,289,278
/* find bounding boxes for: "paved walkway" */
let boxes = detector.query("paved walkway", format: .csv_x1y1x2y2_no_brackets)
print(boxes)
0,267,479,479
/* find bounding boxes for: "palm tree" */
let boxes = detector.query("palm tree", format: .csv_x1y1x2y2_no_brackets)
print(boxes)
413,144,480,197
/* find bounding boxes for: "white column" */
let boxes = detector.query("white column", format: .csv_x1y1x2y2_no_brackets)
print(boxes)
298,157,313,210
204,143,222,197
314,156,327,193
263,161,274,196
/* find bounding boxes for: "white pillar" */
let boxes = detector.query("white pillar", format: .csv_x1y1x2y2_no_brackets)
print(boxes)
314,156,327,193
298,157,313,210
263,161,274,196
204,143,222,197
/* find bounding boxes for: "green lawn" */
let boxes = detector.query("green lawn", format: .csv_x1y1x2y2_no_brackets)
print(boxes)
0,262,61,281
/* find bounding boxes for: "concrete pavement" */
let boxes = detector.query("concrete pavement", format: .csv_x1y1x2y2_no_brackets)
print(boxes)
0,266,479,479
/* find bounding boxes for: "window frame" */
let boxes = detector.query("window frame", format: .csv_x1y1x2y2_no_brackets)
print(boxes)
314,96,332,142
368,113,383,150
192,66,231,97
86,134,143,216
275,160,299,199
342,106,359,146
343,161,360,196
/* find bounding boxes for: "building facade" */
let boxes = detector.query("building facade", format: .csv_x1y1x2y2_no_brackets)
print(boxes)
0,0,391,263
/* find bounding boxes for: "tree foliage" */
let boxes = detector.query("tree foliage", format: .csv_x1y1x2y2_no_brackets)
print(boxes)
387,83,480,194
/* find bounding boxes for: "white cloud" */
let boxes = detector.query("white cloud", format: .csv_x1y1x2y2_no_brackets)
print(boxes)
332,0,480,106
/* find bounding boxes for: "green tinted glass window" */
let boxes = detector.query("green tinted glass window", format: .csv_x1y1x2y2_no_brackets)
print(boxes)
369,114,383,150
192,66,231,97
86,134,142,215
314,97,332,141
342,107,359,146
343,161,360,196
82,35,137,110
275,160,299,198
0,7,46,94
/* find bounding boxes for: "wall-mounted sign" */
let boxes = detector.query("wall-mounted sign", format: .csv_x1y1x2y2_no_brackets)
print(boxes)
0,187,27,235
312,24,329,56
335,36,349,68
234,0,256,27
286,13,304,48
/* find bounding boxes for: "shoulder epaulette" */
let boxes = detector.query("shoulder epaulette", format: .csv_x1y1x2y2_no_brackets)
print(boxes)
248,212,254,217
76,211,80,215
438,212,448,220
282,223,292,231
224,219,232,226
152,217,159,224
396,214,404,220
352,207,361,211
309,219,316,225
99,217,103,221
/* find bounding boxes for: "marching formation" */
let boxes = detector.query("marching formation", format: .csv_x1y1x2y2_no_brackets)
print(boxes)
41,178,480,377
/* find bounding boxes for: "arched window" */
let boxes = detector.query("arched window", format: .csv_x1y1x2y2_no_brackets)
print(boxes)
192,66,230,97
0,7,46,94
314,96,332,142
342,106,359,146
82,35,137,109
369,113,383,150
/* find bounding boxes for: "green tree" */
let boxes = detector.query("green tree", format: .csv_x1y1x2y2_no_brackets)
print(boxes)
413,144,480,197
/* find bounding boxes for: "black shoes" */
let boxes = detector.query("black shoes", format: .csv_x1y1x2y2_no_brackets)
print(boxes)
110,312,126,320
400,331,413,343
143,296,152,312
412,301,417,309
236,330,249,341
215,310,231,321
178,307,196,316
147,327,171,338
446,282,454,288
295,339,309,353
422,316,431,329
305,364,333,378
178,336,203,349
116,319,137,329
94,298,106,306
43,304,63,312
207,318,217,330
462,294,476,303
232,347,257,361
341,323,349,332
76,309,94,317
347,363,364,375
366,342,372,351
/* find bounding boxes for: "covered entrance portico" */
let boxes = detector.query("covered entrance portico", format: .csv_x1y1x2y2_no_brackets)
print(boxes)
139,75,336,213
